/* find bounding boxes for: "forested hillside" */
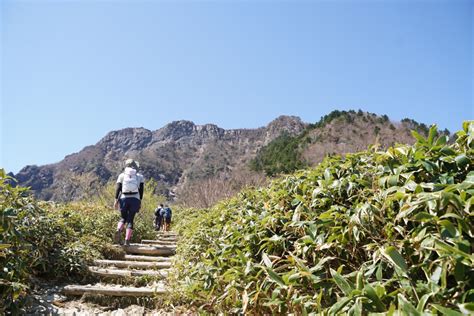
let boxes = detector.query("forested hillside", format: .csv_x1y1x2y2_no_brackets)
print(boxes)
250,110,450,176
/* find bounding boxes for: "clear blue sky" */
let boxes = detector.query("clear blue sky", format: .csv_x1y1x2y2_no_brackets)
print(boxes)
1,0,473,174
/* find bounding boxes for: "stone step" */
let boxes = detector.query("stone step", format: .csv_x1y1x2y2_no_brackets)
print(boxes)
94,259,171,269
156,234,178,238
156,232,178,237
157,236,178,241
62,284,166,297
141,239,177,246
88,266,168,279
116,244,175,256
124,254,172,262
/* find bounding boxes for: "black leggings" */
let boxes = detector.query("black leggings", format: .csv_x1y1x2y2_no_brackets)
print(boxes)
119,197,141,229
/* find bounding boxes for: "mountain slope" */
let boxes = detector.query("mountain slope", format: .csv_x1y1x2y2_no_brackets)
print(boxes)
250,110,447,176
15,116,305,201
14,111,440,202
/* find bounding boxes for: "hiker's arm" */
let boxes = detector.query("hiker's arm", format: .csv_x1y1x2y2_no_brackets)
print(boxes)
115,183,122,200
113,183,122,209
139,182,144,200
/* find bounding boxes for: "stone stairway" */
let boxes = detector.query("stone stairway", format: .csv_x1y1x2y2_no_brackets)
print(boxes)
62,231,178,298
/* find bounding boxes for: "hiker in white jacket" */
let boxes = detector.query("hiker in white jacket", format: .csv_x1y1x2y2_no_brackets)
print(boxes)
113,159,144,246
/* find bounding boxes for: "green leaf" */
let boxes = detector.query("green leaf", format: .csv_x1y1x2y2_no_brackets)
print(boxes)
292,204,301,222
439,219,457,237
432,304,462,316
324,168,332,181
465,171,474,183
387,304,396,316
302,306,308,316
288,272,301,282
458,303,474,315
454,261,466,282
404,180,418,192
427,125,438,146
440,146,456,155
455,154,470,168
262,252,272,268
398,294,420,316
416,293,432,312
388,175,399,187
431,265,442,284
363,284,386,312
414,212,434,221
330,268,354,296
356,271,364,290
441,191,463,210
376,263,383,281
411,130,426,144
383,246,408,273
348,298,362,316
436,135,448,146
265,267,286,288
463,121,470,132
269,234,282,242
434,239,474,265
462,289,474,303
328,296,352,314
3,208,17,217
440,213,463,220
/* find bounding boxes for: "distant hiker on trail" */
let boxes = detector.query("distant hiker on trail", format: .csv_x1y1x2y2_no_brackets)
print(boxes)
114,159,144,246
159,206,166,230
154,204,164,231
163,205,172,231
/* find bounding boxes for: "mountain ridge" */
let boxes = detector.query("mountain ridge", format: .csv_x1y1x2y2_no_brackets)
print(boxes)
14,115,306,201
13,111,439,202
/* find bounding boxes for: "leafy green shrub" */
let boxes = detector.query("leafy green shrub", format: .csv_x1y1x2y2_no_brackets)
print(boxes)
0,173,159,313
0,174,99,312
0,173,39,313
172,122,474,314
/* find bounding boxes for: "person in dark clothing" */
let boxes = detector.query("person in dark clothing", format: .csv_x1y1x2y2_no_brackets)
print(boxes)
163,205,172,231
113,159,144,246
154,204,164,231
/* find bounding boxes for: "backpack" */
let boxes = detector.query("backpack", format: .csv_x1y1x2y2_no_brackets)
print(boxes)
164,207,172,218
155,207,163,217
122,168,139,194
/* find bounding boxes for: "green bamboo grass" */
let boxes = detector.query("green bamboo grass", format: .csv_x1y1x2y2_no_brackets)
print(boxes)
172,122,474,314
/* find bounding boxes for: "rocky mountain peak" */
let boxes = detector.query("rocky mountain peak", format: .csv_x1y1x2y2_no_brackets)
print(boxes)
195,124,225,139
153,120,226,142
12,112,424,202
155,120,196,141
98,127,153,152
264,115,306,143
